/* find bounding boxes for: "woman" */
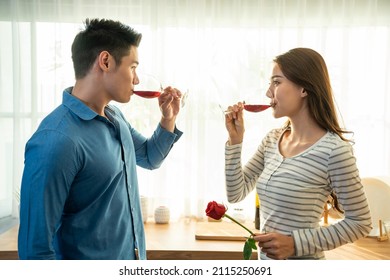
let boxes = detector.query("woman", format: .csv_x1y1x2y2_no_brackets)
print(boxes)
224,48,371,260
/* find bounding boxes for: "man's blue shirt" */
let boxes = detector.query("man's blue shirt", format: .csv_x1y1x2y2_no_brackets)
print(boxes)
18,87,182,259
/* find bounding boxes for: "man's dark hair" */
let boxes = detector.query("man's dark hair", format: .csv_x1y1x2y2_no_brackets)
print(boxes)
71,18,142,79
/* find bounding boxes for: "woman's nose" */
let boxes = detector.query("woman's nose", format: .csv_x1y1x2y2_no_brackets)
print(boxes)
266,87,273,98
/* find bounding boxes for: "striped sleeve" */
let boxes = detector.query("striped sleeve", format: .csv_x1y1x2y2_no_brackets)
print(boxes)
225,137,266,203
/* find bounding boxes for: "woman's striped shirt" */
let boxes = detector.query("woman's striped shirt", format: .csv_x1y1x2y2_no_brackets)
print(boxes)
225,127,372,259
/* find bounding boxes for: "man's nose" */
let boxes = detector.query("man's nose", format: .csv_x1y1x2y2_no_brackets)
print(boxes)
134,74,140,85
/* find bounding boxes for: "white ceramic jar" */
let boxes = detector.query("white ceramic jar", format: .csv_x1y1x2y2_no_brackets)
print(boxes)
154,205,170,224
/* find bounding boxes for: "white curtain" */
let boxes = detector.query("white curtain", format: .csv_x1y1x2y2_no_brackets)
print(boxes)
1,0,389,222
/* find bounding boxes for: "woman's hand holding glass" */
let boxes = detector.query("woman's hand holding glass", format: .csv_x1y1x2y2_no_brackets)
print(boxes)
225,102,245,145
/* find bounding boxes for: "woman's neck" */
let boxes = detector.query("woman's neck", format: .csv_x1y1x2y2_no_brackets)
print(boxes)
288,114,326,144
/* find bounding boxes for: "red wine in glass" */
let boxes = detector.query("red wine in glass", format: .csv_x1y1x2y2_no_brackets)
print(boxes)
133,90,161,98
243,104,271,112
133,73,162,99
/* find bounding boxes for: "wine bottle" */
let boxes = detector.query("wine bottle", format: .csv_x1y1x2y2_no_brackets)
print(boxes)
255,193,260,230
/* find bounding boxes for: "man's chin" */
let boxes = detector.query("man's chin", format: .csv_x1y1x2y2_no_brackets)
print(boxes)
117,95,132,104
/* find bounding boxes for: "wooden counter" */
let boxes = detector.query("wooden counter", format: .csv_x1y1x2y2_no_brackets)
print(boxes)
0,224,18,260
1,219,389,260
145,219,259,260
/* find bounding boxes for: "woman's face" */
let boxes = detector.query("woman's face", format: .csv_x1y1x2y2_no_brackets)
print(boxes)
266,63,307,119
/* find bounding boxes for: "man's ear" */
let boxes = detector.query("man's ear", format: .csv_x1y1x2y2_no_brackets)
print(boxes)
98,51,110,71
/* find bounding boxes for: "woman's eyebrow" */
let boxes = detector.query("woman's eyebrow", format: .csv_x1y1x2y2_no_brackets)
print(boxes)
270,75,285,80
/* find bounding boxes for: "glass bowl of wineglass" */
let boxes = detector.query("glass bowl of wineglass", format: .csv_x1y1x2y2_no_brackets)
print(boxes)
242,89,271,113
133,73,189,107
133,73,163,99
219,88,271,115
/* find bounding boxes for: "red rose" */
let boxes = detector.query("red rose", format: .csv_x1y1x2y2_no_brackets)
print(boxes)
205,201,227,220
205,200,256,260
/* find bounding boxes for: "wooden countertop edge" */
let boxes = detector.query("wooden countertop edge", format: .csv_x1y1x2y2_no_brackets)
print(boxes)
0,251,18,260
0,250,257,260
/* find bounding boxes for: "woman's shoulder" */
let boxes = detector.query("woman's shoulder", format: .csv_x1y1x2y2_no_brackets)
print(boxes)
267,127,286,136
263,127,287,141
318,131,355,159
323,131,352,147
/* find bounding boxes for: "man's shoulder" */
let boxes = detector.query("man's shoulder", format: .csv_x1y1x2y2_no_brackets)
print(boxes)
36,104,73,131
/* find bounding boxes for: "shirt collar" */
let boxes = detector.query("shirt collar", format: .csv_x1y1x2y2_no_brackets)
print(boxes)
62,87,99,121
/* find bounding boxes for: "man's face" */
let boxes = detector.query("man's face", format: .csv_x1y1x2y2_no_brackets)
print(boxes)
104,46,139,103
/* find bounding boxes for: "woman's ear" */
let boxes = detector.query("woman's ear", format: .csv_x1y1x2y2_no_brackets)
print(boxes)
301,88,308,97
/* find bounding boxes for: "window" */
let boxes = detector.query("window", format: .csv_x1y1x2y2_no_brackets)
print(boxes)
1,0,389,221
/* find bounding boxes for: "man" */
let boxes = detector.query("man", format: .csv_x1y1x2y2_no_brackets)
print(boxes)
18,18,183,260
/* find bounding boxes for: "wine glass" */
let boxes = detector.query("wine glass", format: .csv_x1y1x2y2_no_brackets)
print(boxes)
133,73,189,107
133,74,163,99
219,88,271,115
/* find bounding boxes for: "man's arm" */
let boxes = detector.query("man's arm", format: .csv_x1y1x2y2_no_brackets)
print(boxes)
18,131,77,259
